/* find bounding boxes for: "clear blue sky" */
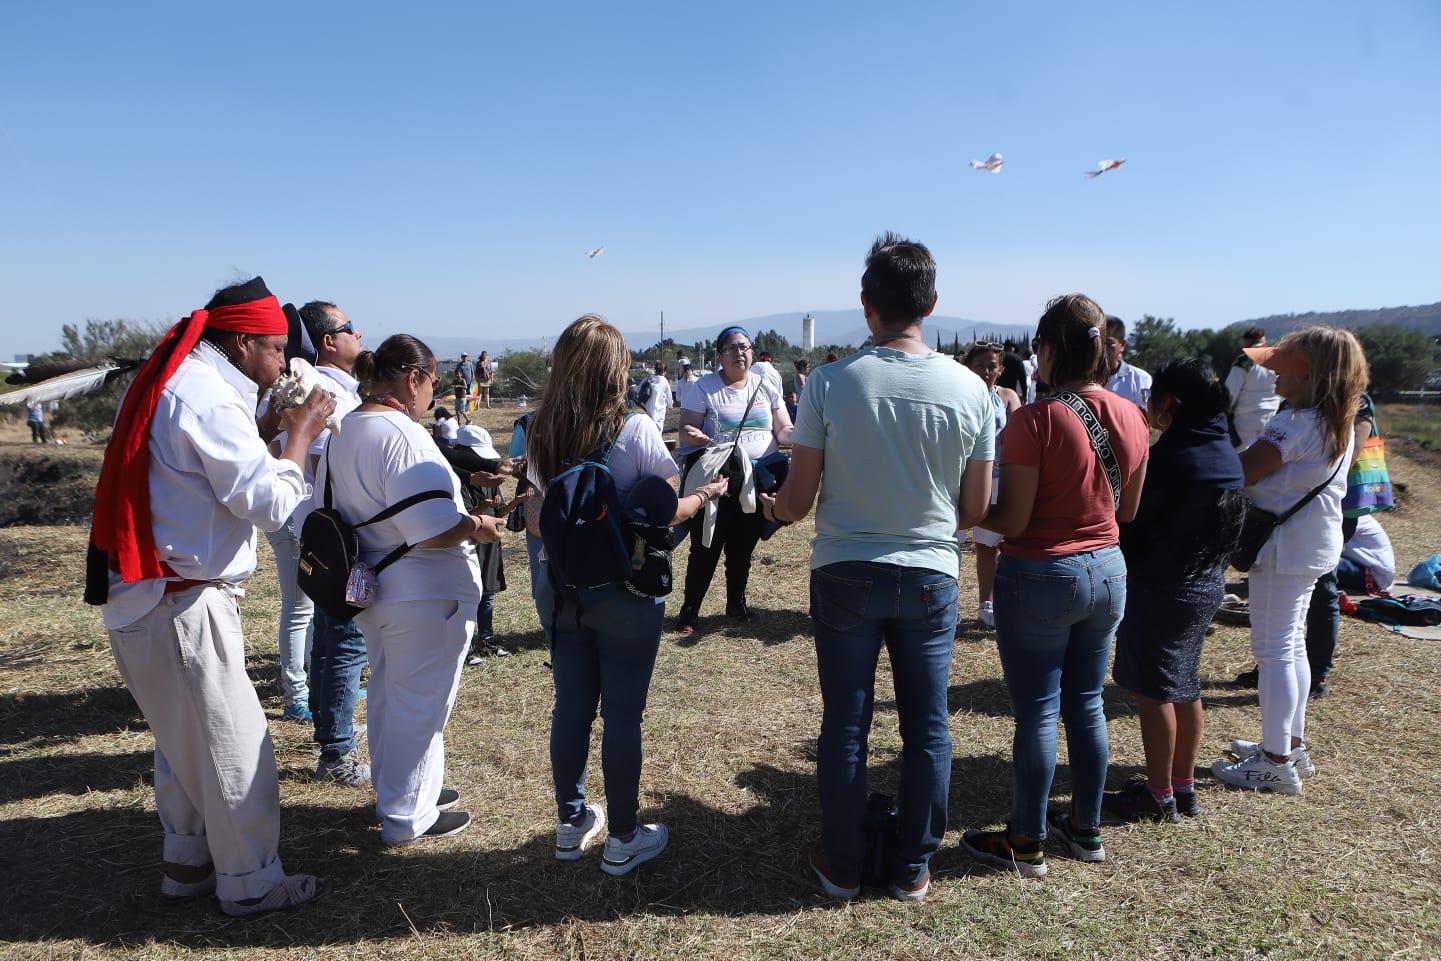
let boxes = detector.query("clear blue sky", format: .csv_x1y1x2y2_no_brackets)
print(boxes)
2,1,1437,359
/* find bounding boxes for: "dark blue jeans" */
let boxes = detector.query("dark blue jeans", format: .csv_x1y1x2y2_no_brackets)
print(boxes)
993,547,1126,839
811,561,958,890
309,606,368,764
1305,569,1339,683
542,579,663,836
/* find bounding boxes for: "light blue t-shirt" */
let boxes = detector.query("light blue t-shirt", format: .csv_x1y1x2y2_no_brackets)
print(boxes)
792,348,995,578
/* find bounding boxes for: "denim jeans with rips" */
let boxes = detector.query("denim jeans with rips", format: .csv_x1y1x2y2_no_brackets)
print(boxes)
811,561,959,891
993,547,1126,840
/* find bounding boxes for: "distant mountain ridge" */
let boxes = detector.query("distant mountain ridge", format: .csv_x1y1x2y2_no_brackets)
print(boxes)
417,301,1440,361
1236,302,1441,337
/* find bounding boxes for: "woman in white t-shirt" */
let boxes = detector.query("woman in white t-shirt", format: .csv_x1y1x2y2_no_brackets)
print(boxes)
528,315,726,875
675,325,794,633
1212,327,1367,796
320,335,505,846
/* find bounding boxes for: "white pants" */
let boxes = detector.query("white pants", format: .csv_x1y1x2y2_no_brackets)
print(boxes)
107,586,286,901
356,598,472,845
1248,567,1316,757
263,515,314,707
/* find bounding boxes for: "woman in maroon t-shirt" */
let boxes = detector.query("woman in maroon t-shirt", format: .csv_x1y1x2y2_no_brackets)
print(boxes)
961,294,1150,878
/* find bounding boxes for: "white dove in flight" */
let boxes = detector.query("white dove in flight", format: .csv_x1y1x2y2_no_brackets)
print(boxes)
968,152,1004,173
1084,159,1126,178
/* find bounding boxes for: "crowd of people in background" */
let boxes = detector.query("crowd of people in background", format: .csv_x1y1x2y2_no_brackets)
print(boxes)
82,233,1392,916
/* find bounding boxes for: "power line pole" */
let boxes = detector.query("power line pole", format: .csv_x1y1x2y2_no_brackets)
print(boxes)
660,310,665,363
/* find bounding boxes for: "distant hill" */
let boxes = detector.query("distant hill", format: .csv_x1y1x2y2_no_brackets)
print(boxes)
419,309,1035,362
416,302,1439,363
1237,302,1441,337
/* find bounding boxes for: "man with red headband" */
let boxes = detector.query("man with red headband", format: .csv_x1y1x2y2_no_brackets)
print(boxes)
86,277,336,916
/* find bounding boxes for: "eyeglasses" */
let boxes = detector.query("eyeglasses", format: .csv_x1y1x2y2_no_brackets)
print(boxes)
404,365,441,390
327,321,357,337
720,343,753,356
973,341,1005,352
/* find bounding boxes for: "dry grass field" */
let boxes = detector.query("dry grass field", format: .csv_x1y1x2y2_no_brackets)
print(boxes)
1,405,1439,960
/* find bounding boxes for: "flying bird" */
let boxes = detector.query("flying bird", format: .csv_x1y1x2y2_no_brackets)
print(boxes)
586,247,605,259
968,152,1004,173
1084,159,1126,178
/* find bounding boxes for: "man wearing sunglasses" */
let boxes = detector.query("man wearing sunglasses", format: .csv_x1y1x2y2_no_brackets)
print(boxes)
293,302,372,788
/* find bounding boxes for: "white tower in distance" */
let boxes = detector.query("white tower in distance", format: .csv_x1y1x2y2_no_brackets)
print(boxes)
802,313,815,351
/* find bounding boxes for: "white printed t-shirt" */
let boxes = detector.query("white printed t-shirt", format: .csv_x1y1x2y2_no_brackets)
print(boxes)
681,370,784,460
1246,407,1353,577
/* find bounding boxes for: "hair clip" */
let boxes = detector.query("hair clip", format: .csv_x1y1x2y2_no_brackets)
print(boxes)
1087,326,1102,339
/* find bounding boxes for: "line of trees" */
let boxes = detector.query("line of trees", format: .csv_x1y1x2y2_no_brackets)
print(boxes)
1127,316,1438,393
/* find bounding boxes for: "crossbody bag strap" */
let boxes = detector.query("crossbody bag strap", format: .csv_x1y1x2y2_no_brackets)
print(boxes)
725,381,764,462
1051,390,1122,511
355,489,456,575
1273,458,1344,526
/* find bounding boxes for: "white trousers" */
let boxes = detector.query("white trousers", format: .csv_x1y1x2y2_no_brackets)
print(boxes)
1248,566,1316,757
107,586,286,901
356,598,472,845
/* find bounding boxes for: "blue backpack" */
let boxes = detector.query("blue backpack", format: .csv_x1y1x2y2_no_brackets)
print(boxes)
538,425,632,590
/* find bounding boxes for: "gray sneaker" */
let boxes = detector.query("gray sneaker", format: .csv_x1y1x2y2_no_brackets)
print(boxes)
555,803,605,861
314,751,371,786
601,822,669,876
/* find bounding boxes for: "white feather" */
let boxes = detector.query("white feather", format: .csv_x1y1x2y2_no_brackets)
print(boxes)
0,364,125,406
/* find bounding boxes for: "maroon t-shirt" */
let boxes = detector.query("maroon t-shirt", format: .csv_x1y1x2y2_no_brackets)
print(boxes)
999,388,1151,559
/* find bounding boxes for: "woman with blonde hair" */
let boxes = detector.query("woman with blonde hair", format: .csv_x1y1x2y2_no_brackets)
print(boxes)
1213,327,1368,795
529,315,727,875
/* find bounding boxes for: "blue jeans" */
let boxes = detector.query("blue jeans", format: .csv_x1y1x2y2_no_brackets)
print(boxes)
526,532,552,646
309,605,368,764
542,578,663,836
262,515,313,707
1305,569,1339,683
811,561,958,890
993,547,1126,840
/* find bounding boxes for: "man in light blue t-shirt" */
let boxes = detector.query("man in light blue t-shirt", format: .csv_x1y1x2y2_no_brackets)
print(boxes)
763,232,993,903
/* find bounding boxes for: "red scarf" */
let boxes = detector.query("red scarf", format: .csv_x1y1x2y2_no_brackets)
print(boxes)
90,296,287,584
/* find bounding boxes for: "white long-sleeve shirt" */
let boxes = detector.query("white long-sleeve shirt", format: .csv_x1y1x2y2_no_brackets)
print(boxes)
102,341,307,629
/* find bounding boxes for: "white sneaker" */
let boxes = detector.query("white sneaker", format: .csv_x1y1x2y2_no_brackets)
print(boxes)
601,822,669,876
555,803,605,861
1229,738,1316,778
978,601,995,629
1212,751,1303,795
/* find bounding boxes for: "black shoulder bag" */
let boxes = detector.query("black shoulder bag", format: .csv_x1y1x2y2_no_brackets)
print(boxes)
1230,459,1343,573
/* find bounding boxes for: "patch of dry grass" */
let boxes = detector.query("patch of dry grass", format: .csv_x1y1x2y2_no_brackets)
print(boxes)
1,410,1439,959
